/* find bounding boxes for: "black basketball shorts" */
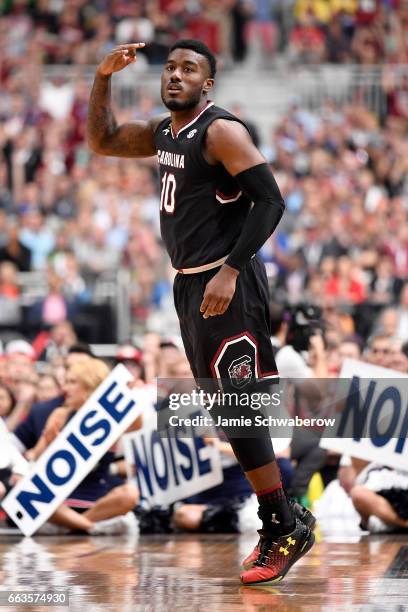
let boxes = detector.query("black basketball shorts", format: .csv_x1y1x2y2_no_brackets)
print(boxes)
173,255,278,392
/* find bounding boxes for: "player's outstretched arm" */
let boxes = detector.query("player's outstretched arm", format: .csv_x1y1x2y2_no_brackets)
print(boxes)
200,120,285,319
87,43,165,158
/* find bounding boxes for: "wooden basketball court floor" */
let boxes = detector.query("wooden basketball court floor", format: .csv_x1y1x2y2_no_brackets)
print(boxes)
0,529,407,611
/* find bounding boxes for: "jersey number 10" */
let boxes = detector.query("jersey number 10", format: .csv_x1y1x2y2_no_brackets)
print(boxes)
160,172,176,214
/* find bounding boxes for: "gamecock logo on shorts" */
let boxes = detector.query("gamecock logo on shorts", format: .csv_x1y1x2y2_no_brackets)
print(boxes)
211,334,258,390
228,355,253,388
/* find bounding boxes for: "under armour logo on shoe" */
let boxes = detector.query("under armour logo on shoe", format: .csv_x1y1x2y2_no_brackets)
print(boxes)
271,514,280,524
279,537,296,556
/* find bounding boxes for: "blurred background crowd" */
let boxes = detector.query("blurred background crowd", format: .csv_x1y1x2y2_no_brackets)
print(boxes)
0,0,408,535
2,0,408,67
0,0,407,346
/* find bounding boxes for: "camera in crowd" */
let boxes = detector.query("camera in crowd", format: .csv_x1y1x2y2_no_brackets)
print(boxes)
285,304,324,353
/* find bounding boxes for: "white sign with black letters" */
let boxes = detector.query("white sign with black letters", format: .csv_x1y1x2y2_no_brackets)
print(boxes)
2,365,145,536
320,359,408,470
123,412,223,506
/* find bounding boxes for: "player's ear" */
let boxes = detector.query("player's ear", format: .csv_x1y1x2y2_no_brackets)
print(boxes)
203,78,214,95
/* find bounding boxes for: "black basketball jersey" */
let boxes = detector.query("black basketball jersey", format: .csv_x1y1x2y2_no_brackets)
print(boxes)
153,102,252,269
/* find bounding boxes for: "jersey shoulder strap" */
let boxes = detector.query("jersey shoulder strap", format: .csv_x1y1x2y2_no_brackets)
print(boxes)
199,104,249,133
192,104,251,169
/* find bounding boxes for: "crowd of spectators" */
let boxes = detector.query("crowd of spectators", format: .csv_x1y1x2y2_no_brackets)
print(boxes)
262,95,408,360
0,0,407,545
289,0,408,65
0,9,407,341
1,316,407,537
1,1,408,69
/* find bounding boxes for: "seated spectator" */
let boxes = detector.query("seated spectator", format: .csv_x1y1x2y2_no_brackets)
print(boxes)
351,23,383,64
33,320,79,363
18,207,55,270
0,261,19,298
73,225,120,281
157,339,186,379
245,0,279,66
350,463,408,533
395,282,408,342
3,339,38,399
339,337,362,361
288,9,326,63
363,332,392,368
0,418,29,503
328,337,363,375
51,250,90,303
375,307,399,337
48,342,95,389
0,221,31,271
0,383,16,422
11,358,139,535
324,256,366,305
325,12,353,63
173,434,254,534
386,337,408,373
0,261,21,327
276,305,328,378
11,394,65,455
115,344,145,383
35,374,62,404
369,255,401,305
382,226,408,281
383,68,408,131
26,269,80,329
1,344,38,431
65,342,95,367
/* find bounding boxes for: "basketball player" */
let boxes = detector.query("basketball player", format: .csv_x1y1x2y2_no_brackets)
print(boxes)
87,39,315,585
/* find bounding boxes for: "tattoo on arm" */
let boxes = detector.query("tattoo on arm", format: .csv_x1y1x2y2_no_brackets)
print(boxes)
87,73,157,158
87,74,118,151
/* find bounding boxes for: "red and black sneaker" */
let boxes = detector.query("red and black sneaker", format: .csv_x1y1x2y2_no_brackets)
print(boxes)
241,540,262,571
241,501,315,570
240,519,315,586
291,500,316,531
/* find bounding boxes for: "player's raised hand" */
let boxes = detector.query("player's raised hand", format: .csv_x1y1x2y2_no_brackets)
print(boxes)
200,265,239,319
97,43,146,77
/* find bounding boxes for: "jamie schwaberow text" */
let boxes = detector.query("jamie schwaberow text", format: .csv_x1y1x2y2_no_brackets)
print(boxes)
168,413,336,428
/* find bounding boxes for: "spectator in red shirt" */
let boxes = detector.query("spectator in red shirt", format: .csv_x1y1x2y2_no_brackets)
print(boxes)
289,9,326,63
324,256,367,304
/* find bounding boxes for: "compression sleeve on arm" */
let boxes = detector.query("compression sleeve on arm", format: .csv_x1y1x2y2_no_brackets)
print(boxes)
224,162,285,272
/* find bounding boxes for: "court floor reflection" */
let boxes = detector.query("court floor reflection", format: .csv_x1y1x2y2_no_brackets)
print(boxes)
0,531,407,611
